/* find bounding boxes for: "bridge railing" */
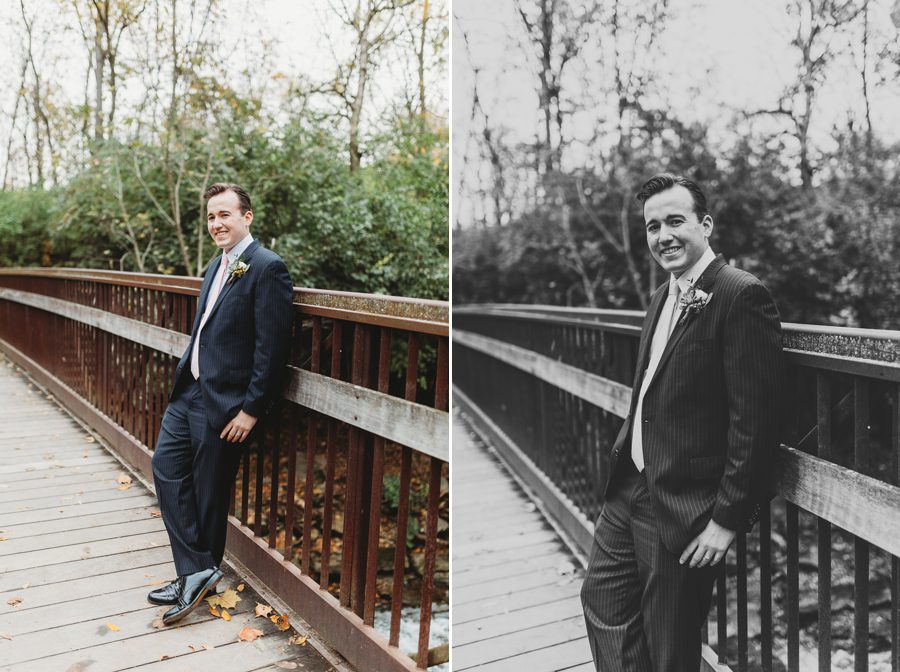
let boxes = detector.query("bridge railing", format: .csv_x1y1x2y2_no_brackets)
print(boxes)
0,268,449,672
454,303,900,672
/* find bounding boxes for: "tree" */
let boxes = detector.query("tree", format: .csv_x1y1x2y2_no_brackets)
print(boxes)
328,0,416,171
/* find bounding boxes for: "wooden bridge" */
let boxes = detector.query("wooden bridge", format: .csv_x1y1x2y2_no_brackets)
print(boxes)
0,269,449,672
453,303,900,672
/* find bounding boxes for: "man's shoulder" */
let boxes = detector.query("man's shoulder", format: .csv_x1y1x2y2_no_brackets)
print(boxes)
249,244,288,271
716,262,770,296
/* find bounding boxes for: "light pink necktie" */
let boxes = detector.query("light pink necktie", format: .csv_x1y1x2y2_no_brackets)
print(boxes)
190,255,229,379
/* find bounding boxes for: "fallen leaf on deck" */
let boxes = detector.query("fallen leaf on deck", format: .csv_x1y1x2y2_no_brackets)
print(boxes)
271,614,290,631
0,537,8,542
212,588,240,609
116,473,132,485
236,583,245,592
209,606,220,617
187,645,197,652
289,634,308,646
159,655,169,660
117,484,131,491
221,609,232,621
274,662,298,669
107,623,120,632
149,509,162,518
202,643,212,651
151,618,165,629
238,626,264,642
6,597,22,606
84,435,95,442
0,632,11,640
255,603,274,618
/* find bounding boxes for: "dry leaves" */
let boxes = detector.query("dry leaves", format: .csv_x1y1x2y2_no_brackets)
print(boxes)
255,603,273,618
207,588,240,610
221,610,232,622
208,607,220,618
151,618,165,629
202,644,212,651
6,597,22,607
149,509,162,518
0,632,11,641
116,473,133,491
0,537,8,542
236,583,245,592
107,623,120,632
271,614,290,631
238,626,264,642
288,634,308,646
84,435,95,442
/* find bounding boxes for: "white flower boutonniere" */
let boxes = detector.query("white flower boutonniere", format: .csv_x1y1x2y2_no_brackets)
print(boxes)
678,287,713,325
227,256,250,284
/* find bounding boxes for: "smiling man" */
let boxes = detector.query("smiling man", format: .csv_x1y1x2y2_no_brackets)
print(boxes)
149,183,293,625
580,173,785,671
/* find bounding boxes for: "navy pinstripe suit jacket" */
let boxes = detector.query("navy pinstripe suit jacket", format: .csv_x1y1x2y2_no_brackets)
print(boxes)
606,256,785,554
170,240,293,432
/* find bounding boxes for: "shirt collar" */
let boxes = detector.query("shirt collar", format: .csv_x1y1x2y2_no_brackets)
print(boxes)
670,246,716,295
224,233,254,263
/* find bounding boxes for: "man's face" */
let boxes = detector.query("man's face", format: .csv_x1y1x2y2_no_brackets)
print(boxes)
643,185,712,278
207,190,252,251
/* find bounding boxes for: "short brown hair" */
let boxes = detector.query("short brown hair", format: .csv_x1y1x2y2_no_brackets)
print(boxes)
204,183,252,214
636,173,708,221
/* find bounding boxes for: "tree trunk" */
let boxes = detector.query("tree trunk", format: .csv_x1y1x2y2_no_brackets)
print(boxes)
94,13,104,143
348,22,369,172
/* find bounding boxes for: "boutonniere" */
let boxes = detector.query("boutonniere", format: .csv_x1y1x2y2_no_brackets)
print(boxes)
677,287,713,325
226,255,250,284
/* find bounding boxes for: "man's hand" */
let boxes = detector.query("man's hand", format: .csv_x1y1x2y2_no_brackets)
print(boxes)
679,519,736,568
220,410,258,443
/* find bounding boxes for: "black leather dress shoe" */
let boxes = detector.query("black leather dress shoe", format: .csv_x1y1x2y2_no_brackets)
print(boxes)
148,577,183,605
148,577,219,605
162,567,223,625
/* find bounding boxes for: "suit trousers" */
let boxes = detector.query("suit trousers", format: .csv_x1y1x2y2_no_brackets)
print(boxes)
152,378,244,576
581,459,717,672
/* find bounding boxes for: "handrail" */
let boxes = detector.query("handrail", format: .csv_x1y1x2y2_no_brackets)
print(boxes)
0,270,449,671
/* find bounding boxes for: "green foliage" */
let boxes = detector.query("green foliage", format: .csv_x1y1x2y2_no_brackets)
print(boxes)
0,188,58,267
0,109,448,301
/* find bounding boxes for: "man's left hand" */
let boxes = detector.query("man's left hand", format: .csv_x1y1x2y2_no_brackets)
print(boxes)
221,410,258,443
679,519,736,568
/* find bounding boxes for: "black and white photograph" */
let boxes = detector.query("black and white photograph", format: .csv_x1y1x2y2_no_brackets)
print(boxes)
452,1,900,671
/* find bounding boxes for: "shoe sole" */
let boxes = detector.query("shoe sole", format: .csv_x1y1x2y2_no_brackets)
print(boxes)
161,571,223,625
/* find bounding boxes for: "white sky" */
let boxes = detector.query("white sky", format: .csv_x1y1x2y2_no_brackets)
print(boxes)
452,0,900,227
0,0,447,183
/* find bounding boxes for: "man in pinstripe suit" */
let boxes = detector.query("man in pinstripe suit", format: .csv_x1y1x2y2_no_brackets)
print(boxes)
581,174,785,671
149,183,293,625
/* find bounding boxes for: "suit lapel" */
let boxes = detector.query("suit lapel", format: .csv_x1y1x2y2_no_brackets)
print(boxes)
204,240,260,324
651,256,726,381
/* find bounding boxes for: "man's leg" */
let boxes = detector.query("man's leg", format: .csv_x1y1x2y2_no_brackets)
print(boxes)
191,419,244,568
632,478,718,672
581,463,653,672
151,380,216,575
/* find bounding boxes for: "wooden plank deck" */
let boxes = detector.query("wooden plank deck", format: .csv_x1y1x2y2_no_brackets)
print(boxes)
452,409,593,672
0,355,346,672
